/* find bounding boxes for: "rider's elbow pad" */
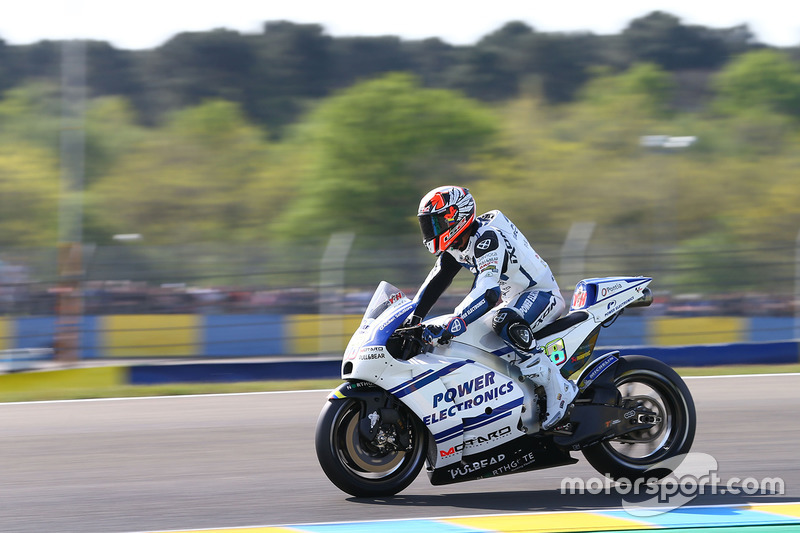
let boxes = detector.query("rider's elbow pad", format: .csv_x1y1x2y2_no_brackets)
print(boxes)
485,286,500,308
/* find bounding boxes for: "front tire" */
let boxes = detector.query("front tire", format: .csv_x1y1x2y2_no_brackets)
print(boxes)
582,355,696,481
315,396,427,497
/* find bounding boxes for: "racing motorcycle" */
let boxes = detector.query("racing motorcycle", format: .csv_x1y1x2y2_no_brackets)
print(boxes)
315,277,696,497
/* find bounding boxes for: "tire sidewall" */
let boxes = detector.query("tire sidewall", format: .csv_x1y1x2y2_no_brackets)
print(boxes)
314,397,428,497
582,355,697,481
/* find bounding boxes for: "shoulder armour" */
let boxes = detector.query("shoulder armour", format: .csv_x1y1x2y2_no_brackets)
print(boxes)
474,228,500,258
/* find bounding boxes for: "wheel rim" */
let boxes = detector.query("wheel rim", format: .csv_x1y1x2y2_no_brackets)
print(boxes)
602,369,689,466
332,401,419,481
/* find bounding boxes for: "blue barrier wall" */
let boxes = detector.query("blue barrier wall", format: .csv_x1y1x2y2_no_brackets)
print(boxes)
748,317,796,343
1,313,798,359
14,316,101,359
614,341,800,367
125,342,799,385
202,314,285,357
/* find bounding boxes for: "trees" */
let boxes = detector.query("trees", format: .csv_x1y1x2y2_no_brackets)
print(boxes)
0,12,777,131
0,144,59,246
713,49,800,118
520,32,601,103
0,14,797,295
622,11,733,70
277,73,498,240
88,100,276,244
144,29,257,123
328,36,412,89
244,22,333,134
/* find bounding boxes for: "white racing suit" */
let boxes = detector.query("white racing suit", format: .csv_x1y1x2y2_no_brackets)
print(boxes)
412,210,577,429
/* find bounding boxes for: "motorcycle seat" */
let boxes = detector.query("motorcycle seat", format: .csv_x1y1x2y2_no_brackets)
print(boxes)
533,311,589,340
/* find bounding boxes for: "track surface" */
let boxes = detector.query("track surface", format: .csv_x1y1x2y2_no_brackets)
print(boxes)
1,374,798,533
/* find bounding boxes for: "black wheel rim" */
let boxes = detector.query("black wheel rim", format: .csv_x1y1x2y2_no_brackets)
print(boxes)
332,401,421,481
602,369,690,467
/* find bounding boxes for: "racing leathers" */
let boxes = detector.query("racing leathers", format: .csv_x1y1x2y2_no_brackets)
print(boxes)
412,210,578,429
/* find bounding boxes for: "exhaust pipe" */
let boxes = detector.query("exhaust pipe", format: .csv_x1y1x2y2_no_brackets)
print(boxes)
628,288,653,308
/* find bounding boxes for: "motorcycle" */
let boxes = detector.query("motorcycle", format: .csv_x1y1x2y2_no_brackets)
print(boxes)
315,277,696,497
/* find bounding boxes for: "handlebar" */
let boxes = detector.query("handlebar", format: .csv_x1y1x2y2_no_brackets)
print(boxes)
392,324,429,360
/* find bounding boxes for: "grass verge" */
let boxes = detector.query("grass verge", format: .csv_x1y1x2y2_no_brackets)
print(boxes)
0,378,344,403
0,364,798,404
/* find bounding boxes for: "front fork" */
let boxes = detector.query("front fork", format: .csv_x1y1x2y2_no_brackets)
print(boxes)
329,381,414,452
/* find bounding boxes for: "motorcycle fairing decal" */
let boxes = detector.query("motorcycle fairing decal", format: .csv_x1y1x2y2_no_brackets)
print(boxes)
573,277,652,310
433,423,465,444
433,396,522,446
463,397,523,432
593,277,650,305
428,434,577,486
389,360,472,399
363,300,415,348
388,369,434,394
577,352,619,391
465,408,513,433
491,346,515,357
327,381,381,400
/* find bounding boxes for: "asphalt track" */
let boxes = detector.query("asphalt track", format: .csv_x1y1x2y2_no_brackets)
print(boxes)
1,374,799,533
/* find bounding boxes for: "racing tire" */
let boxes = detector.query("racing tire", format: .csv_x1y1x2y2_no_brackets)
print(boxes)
582,355,696,481
315,397,427,497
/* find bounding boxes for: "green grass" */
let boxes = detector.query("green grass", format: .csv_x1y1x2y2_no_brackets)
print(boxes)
0,378,344,403
0,364,797,404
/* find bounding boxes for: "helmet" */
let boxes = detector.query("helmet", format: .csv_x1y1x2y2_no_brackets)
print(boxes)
417,186,476,255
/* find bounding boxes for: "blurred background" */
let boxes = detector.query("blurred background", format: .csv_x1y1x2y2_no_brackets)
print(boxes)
1,9,800,367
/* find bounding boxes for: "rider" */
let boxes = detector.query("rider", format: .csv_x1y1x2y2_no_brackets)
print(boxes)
411,185,578,430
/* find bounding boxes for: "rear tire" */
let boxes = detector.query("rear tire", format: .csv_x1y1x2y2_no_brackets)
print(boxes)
582,355,696,481
315,397,427,497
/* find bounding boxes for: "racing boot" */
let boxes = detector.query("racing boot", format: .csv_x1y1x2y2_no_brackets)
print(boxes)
518,352,578,430
499,322,579,429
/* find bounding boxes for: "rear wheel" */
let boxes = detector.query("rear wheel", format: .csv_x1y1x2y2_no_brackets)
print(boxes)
582,355,696,480
315,396,427,497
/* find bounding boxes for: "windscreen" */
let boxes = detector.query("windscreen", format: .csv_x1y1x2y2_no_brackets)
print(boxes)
363,281,409,320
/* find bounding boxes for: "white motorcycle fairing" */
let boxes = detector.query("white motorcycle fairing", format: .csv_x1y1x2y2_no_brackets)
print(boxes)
318,276,697,496
335,277,652,484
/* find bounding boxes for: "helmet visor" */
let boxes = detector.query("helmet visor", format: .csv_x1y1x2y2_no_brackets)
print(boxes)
418,213,451,242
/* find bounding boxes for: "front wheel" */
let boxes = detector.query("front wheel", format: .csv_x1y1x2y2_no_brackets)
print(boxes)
315,395,428,497
582,355,696,481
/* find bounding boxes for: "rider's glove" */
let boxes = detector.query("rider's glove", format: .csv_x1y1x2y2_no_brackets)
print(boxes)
422,316,467,345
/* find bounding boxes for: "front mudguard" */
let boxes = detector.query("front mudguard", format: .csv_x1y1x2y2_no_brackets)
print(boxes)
328,380,384,401
327,381,423,447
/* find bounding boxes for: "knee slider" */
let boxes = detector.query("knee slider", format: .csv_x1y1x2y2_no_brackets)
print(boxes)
492,308,534,350
508,322,534,350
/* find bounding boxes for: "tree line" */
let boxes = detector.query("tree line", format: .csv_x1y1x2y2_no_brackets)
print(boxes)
0,11,789,135
1,11,800,294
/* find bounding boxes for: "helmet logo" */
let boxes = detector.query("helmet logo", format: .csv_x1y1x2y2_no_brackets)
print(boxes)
430,192,447,210
443,205,458,223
